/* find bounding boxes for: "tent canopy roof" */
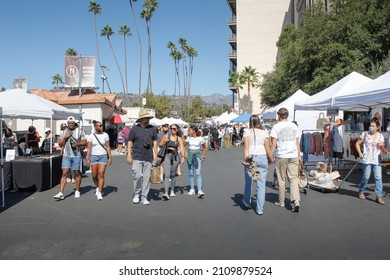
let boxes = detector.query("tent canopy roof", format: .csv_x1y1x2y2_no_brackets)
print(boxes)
263,89,308,120
294,72,372,111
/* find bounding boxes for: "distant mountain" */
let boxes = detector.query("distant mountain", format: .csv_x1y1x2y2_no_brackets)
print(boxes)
118,93,233,107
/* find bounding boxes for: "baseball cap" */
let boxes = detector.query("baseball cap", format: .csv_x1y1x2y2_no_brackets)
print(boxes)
44,127,51,133
67,116,75,122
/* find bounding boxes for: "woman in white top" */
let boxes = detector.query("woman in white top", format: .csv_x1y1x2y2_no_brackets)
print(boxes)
185,126,207,198
242,115,273,215
86,121,112,200
355,118,385,205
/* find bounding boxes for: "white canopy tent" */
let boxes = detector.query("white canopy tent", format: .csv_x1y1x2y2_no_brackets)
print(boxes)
214,111,239,124
294,72,372,111
262,89,327,132
263,89,308,120
334,71,390,111
0,89,80,207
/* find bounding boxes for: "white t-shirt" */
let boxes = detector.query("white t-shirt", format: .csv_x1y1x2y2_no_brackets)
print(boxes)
186,136,204,150
270,121,299,158
87,132,110,156
243,128,269,155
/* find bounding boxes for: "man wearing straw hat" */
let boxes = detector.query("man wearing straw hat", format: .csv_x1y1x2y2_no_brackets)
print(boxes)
127,109,158,205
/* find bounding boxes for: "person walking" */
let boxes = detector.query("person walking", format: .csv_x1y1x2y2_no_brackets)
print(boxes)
127,109,158,205
157,123,169,182
185,126,207,198
53,116,87,200
242,115,273,215
117,127,125,155
355,118,386,205
86,120,112,201
159,124,186,200
270,108,302,212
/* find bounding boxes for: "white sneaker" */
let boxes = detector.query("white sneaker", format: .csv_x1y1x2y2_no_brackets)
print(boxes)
188,189,195,196
74,191,81,198
97,192,103,201
162,193,170,200
141,199,150,205
53,192,64,200
198,190,205,198
292,200,300,213
133,195,140,204
170,191,175,197
85,169,92,174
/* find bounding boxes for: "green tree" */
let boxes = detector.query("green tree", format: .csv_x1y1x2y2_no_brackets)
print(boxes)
260,0,390,107
118,25,132,94
141,0,159,93
101,25,126,94
1,87,6,92
88,1,111,93
51,74,64,89
186,96,205,125
65,48,78,56
127,0,143,103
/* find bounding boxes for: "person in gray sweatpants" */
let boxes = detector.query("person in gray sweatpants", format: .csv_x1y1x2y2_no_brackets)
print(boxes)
127,109,158,205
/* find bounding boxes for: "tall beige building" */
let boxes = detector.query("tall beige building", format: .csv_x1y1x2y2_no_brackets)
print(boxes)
227,0,328,114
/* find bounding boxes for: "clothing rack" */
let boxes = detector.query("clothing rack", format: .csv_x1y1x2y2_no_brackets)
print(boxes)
301,130,325,169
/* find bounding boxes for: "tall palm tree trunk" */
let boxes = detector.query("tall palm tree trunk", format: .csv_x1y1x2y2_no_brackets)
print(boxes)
94,15,111,93
123,36,129,94
108,38,126,94
129,0,142,102
176,59,182,115
146,20,152,93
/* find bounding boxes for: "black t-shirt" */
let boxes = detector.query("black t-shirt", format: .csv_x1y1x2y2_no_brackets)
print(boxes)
128,124,157,162
202,127,210,137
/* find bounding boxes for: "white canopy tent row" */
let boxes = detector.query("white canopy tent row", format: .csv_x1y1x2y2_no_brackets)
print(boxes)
0,89,81,207
294,71,373,111
262,89,325,132
333,71,390,111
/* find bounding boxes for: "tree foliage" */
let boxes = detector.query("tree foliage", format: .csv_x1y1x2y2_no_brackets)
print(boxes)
260,0,390,108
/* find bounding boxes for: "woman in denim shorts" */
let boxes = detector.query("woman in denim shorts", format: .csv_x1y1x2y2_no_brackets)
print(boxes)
86,121,112,200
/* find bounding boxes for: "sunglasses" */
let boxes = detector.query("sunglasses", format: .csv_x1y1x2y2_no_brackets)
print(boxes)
171,127,177,130
96,124,103,127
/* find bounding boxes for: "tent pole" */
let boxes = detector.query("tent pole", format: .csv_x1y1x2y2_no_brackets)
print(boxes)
50,117,53,190
1,112,5,207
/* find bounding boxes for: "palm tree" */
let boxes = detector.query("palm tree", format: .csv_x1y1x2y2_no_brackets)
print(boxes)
88,1,111,93
141,0,159,94
186,45,198,108
128,0,143,104
51,74,64,89
240,66,259,97
178,37,188,99
65,48,78,56
168,42,183,114
228,71,245,113
118,25,132,94
101,25,126,94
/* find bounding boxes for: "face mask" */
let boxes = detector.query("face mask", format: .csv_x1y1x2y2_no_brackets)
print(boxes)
369,127,376,134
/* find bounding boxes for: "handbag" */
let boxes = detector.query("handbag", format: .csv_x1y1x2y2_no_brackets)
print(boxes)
379,148,390,163
157,144,168,159
150,166,161,184
316,113,328,130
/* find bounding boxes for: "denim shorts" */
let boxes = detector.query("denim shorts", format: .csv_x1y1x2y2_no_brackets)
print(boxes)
90,154,108,165
62,156,81,170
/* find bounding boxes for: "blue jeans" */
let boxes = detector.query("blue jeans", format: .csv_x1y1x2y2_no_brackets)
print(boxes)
188,156,202,191
243,155,268,213
359,163,383,197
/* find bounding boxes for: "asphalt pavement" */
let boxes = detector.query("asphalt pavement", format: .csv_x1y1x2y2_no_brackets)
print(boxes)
1,147,390,260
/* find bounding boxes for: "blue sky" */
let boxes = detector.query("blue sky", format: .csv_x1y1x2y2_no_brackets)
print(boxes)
0,0,232,96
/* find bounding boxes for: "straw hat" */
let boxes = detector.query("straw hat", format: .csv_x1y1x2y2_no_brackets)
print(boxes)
334,119,344,126
136,109,154,123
